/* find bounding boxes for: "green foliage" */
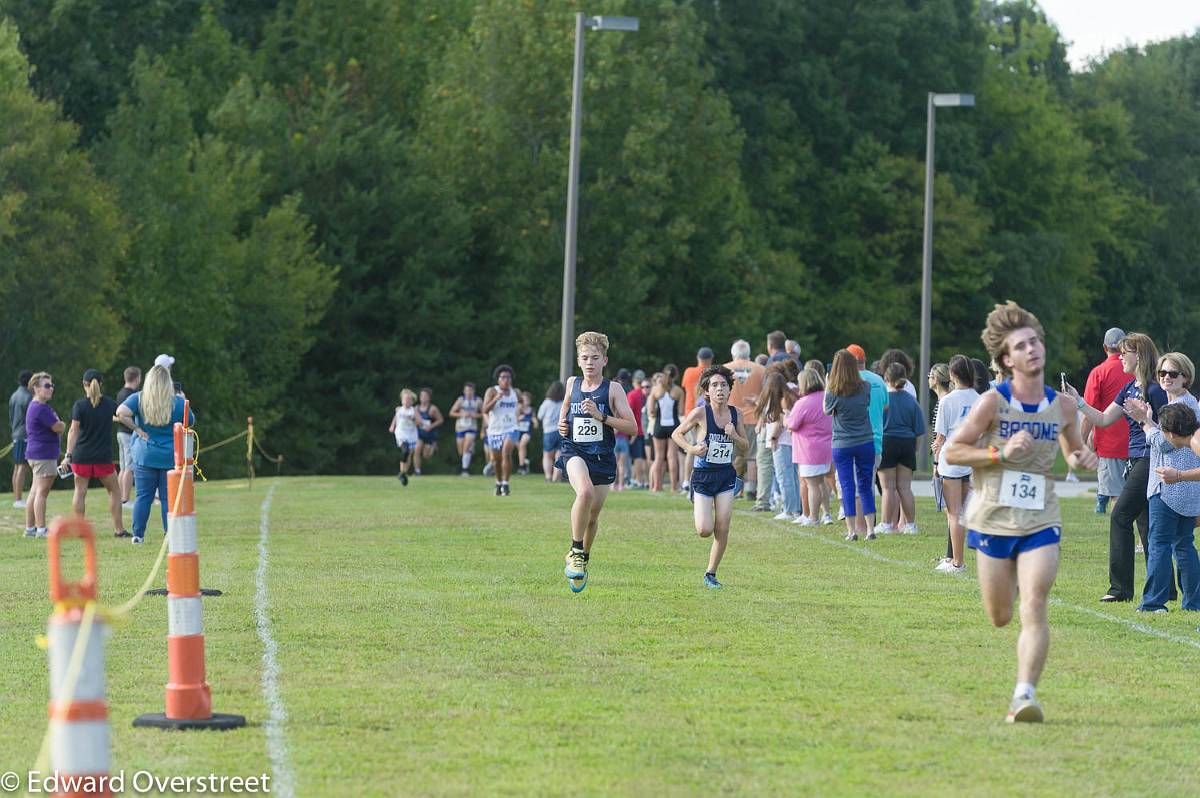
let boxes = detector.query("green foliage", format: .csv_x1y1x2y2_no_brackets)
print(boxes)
4,3,1200,472
0,20,126,406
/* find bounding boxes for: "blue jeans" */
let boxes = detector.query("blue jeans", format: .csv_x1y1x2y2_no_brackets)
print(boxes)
833,441,876,518
773,443,801,515
133,464,170,540
1141,494,1200,611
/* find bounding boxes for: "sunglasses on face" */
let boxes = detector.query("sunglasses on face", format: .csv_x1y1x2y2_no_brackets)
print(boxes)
41,383,54,389
1159,370,1182,379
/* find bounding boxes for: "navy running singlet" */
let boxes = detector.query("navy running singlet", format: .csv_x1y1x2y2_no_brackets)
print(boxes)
566,377,615,456
693,404,739,472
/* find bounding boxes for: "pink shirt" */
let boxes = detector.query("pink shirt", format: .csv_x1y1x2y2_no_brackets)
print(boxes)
786,392,832,465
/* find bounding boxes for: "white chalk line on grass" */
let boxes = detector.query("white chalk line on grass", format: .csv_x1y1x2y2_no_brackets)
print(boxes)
740,510,1200,652
255,481,296,798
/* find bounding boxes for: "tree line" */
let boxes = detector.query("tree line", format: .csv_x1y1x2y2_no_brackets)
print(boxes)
1,0,1197,475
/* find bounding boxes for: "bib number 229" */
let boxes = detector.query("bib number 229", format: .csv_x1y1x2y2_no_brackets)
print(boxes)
573,416,603,443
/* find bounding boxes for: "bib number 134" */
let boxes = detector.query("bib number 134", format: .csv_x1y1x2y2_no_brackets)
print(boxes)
999,470,1046,511
573,415,603,443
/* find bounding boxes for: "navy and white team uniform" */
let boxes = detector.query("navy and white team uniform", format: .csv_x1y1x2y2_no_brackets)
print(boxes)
556,377,617,486
418,406,438,445
517,410,533,437
690,405,740,497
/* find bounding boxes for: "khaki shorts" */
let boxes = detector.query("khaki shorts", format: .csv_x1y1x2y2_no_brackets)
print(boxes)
734,427,759,475
29,459,58,478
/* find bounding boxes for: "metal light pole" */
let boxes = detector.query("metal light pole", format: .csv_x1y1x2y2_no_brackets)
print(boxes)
919,92,974,470
559,14,638,384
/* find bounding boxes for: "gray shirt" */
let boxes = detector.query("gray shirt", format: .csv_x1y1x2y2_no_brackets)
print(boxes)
8,386,31,440
823,384,874,448
1146,427,1200,516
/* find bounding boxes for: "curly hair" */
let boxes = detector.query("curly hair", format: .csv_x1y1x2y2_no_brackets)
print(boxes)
981,301,1045,379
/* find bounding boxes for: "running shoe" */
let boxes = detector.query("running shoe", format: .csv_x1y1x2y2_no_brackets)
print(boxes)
1006,696,1044,724
399,472,408,487
865,532,877,541
934,560,965,574
12,499,26,509
565,549,588,580
845,532,858,541
494,483,503,496
413,468,422,476
837,507,846,521
131,536,144,545
114,530,132,538
874,523,894,534
483,462,495,476
820,513,834,526
899,523,919,535
460,468,469,478
703,573,722,589
774,511,793,521
23,527,36,538
35,527,47,538
501,483,511,496
1065,471,1079,483
792,515,816,526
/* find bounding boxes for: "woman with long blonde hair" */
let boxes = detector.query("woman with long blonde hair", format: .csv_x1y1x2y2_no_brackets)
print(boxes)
64,369,128,537
115,364,195,544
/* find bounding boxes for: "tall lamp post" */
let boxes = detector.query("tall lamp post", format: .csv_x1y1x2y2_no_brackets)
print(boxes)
559,13,638,384
918,92,974,469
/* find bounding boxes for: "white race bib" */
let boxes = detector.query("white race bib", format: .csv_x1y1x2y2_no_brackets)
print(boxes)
999,470,1045,510
707,440,733,465
572,415,603,443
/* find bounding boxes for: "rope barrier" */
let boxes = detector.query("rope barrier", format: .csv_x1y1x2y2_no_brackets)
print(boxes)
196,428,248,454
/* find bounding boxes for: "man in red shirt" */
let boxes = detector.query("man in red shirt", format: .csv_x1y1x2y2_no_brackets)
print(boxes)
680,347,713,488
1081,327,1133,514
627,372,648,488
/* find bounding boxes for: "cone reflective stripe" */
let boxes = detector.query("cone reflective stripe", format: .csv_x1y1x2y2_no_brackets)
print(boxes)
136,405,244,731
47,517,112,798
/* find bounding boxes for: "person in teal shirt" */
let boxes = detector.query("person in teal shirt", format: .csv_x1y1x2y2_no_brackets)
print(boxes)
847,344,888,455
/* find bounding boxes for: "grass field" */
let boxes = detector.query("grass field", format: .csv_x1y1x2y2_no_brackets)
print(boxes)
2,475,1199,797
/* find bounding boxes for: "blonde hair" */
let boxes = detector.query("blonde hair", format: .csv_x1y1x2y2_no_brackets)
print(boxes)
85,377,103,408
575,331,609,356
399,388,417,404
981,301,1045,379
28,371,50,392
1120,333,1159,394
797,368,824,395
140,365,174,426
1158,352,1195,388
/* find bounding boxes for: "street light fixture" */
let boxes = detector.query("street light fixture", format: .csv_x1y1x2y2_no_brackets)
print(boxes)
559,13,639,384
918,92,974,469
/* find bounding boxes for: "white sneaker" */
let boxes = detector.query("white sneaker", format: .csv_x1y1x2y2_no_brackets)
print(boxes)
874,523,895,534
899,523,919,535
1006,696,1044,723
792,515,815,526
35,527,48,538
122,501,133,510
12,499,26,509
820,513,834,526
837,507,846,521
934,559,965,574
1065,472,1079,483
774,511,792,521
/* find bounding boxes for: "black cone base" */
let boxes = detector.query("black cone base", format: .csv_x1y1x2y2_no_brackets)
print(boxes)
133,712,246,730
145,588,224,596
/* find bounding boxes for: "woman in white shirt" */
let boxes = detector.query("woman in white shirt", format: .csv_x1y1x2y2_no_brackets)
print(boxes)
537,382,566,482
932,356,978,573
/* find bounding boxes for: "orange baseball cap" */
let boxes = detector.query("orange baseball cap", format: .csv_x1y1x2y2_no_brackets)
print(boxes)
846,344,866,361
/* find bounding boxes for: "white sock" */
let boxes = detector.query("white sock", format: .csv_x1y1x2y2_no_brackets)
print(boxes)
461,453,471,469
1014,682,1036,700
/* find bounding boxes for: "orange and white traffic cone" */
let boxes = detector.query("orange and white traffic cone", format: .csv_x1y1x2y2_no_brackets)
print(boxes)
134,404,244,731
47,516,114,797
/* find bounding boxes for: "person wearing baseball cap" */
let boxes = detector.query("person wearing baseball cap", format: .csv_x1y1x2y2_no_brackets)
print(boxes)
154,353,175,370
681,347,714,489
1080,327,1133,514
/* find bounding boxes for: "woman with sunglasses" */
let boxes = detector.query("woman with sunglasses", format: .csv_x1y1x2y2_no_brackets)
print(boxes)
1065,333,1166,602
22,372,65,538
